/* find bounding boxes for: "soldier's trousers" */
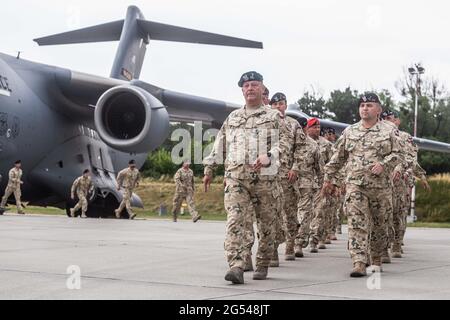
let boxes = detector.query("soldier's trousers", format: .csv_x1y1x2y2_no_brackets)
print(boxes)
279,178,298,247
117,188,133,214
310,193,333,244
1,186,23,213
392,184,409,249
73,192,88,214
172,190,198,217
224,178,279,269
296,188,319,245
344,185,391,264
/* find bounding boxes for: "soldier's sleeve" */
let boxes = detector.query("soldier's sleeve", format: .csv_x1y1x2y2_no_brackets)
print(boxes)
174,169,181,185
116,170,124,187
267,112,282,166
380,129,406,173
8,170,17,183
291,124,307,173
323,133,347,186
88,179,94,193
136,171,141,185
203,121,227,177
413,162,427,181
71,178,79,196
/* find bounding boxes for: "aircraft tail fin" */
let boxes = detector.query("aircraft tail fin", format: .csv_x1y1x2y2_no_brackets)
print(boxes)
34,6,263,81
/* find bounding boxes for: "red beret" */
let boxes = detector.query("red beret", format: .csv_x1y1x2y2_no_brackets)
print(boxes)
307,118,320,128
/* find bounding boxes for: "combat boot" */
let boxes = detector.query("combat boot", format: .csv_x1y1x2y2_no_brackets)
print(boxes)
81,212,87,219
285,242,295,261
391,244,402,258
350,262,367,277
329,234,337,241
324,237,332,244
318,241,327,249
129,213,136,220
69,208,75,218
224,267,244,284
244,256,254,272
370,256,383,273
193,214,202,223
269,250,279,267
18,211,25,215
172,212,177,222
381,253,391,264
310,242,318,253
295,244,304,258
253,266,268,280
115,209,121,219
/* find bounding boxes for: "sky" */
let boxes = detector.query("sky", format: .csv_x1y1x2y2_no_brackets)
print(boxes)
2,0,450,105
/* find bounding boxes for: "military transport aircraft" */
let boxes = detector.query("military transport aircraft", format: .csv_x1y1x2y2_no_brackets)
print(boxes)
0,5,449,217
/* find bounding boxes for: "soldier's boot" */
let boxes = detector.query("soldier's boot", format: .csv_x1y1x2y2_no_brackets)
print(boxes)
0,207,9,215
269,249,279,267
172,212,177,222
381,252,391,264
318,241,327,249
285,241,295,261
370,256,383,273
114,209,121,219
244,256,254,272
192,214,202,223
324,236,332,244
329,234,337,241
129,212,137,220
295,244,304,258
70,208,75,218
350,262,367,277
336,225,342,234
18,211,25,215
224,267,244,284
309,242,318,253
401,247,404,254
253,266,268,280
81,212,87,219
391,244,402,258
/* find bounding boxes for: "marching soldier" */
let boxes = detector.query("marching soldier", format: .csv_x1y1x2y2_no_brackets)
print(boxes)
172,160,201,223
0,160,25,215
322,93,404,277
203,71,282,284
270,92,307,262
70,169,94,218
295,117,324,257
115,160,141,220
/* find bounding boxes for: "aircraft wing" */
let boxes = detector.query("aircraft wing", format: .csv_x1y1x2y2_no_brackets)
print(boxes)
286,104,450,154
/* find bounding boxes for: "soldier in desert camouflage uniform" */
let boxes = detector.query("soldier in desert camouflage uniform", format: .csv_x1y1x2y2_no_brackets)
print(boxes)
70,169,94,218
0,160,24,215
115,160,141,220
307,118,334,252
294,118,324,258
322,93,404,277
172,160,201,223
203,71,282,284
269,92,307,263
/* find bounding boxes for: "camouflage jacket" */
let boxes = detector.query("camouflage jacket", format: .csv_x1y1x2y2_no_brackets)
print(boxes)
174,168,195,192
117,168,140,189
297,136,324,189
71,176,94,197
317,136,334,165
203,105,282,181
324,120,404,189
279,115,307,178
8,168,22,188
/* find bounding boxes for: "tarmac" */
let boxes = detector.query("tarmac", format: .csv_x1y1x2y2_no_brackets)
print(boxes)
1,213,450,300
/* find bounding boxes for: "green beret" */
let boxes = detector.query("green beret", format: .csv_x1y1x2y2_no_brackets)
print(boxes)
238,71,263,87
270,92,287,105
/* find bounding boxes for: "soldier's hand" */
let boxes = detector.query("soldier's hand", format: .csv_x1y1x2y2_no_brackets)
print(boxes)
392,170,402,182
203,175,212,192
287,170,298,183
371,163,384,175
253,154,271,171
422,180,431,193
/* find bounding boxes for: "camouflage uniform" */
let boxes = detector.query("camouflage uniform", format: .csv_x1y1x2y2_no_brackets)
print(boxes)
324,121,404,265
172,167,199,219
115,168,140,216
310,136,334,245
276,116,307,253
203,105,281,270
1,168,24,214
296,136,324,247
70,175,94,216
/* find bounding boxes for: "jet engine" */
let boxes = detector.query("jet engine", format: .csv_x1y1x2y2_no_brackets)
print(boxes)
94,85,170,153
